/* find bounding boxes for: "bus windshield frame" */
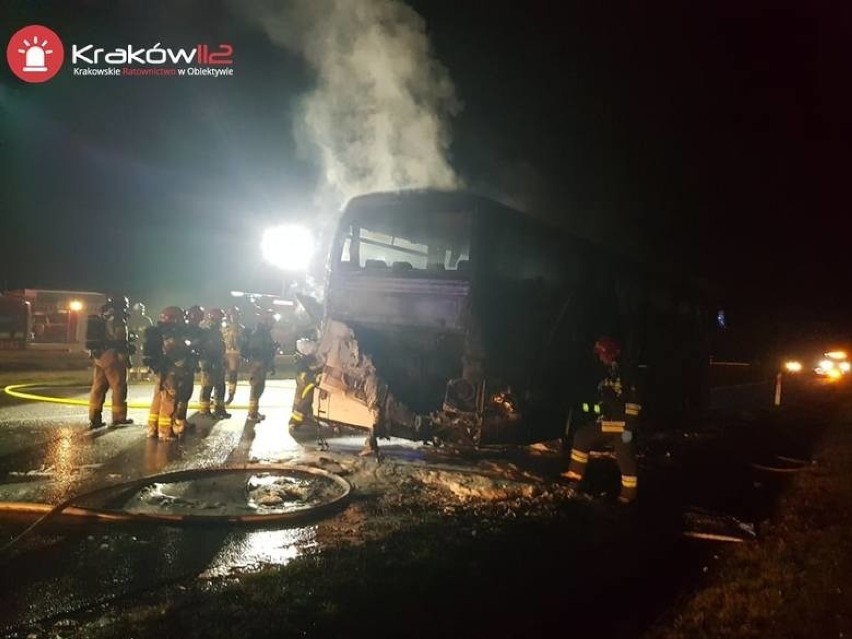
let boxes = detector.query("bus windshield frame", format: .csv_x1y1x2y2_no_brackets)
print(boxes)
334,204,473,276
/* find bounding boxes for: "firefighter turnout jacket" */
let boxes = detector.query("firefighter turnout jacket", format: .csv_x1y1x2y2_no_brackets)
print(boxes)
88,315,133,426
145,323,198,439
564,361,642,502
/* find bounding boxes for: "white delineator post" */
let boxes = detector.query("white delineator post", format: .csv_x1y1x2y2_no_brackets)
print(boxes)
774,372,783,406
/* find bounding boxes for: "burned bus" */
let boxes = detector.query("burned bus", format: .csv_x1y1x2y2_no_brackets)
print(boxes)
296,190,711,447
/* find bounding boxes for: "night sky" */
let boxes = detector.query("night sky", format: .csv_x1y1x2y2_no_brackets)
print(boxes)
1,0,850,320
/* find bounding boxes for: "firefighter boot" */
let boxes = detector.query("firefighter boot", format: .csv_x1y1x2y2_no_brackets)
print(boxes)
358,433,381,459
173,418,194,437
89,408,106,429
213,402,231,420
247,397,264,422
618,475,638,505
158,415,175,441
146,414,158,438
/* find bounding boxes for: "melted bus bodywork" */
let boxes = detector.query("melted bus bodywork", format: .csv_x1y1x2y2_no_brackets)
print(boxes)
298,190,711,447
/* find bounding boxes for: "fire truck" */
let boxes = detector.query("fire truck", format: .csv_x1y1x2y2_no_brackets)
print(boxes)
0,295,31,350
229,291,317,354
3,289,106,350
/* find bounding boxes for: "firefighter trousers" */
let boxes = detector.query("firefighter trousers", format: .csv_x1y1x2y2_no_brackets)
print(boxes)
199,365,227,414
147,379,164,438
290,371,317,428
247,360,268,418
88,350,129,424
564,419,638,502
173,366,195,433
147,366,194,439
224,353,241,403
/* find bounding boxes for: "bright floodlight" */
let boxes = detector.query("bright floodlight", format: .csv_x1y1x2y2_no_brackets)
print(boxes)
68,300,83,312
261,224,314,272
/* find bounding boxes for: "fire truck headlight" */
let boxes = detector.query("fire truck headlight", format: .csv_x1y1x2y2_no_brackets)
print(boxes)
784,361,803,373
840,361,851,372
261,224,315,272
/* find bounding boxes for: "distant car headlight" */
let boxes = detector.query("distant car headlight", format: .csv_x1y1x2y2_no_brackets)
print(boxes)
784,361,803,373
819,359,835,371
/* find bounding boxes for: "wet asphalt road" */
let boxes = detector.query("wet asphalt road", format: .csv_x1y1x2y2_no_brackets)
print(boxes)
0,373,809,635
0,379,322,632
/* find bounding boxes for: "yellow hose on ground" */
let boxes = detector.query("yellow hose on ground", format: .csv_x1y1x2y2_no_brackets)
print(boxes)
2,383,290,410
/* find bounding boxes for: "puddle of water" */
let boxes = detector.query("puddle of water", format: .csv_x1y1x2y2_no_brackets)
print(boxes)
199,526,318,578
123,471,345,518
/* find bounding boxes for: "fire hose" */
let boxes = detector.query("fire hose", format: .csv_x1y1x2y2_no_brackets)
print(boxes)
749,455,814,474
2,382,274,410
0,463,352,558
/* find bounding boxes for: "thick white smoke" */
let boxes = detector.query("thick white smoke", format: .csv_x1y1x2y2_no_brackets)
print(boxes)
238,0,461,208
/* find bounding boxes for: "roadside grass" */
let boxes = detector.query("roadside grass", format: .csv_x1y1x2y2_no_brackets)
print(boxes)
647,400,852,638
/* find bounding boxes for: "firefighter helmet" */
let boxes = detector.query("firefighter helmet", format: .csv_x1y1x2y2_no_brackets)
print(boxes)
159,306,185,325
258,309,278,328
186,305,205,326
206,307,225,324
101,295,129,319
593,336,621,361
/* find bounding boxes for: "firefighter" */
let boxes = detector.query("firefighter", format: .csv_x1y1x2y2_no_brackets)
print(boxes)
144,306,193,440
289,336,322,431
222,305,244,405
175,305,205,431
242,310,279,422
561,336,641,504
198,307,231,419
87,295,134,428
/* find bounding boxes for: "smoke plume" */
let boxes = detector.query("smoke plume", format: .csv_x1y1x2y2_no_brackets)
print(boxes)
240,0,461,208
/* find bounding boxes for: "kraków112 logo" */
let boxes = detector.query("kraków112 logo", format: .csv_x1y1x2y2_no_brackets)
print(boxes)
6,25,65,83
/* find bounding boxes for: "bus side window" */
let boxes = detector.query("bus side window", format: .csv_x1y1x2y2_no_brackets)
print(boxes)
341,236,353,264
339,225,361,268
